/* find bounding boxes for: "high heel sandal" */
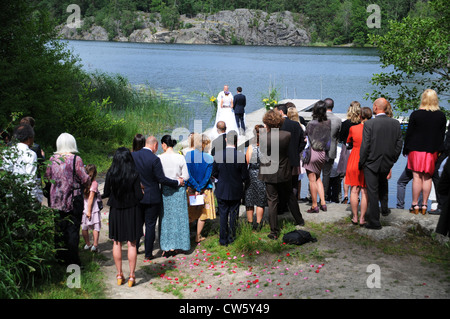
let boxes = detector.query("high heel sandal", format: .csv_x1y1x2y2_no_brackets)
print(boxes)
116,273,124,286
307,206,319,213
128,275,135,287
409,204,419,215
421,205,427,215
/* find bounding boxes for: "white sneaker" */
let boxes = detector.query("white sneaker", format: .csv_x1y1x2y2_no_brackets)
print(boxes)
91,246,98,253
84,244,93,250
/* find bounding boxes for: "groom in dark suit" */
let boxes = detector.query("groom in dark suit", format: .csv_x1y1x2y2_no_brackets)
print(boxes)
233,87,246,135
359,98,403,230
132,136,184,259
212,130,249,246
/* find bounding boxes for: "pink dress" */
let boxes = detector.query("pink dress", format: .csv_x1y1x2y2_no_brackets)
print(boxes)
407,151,438,175
81,180,102,231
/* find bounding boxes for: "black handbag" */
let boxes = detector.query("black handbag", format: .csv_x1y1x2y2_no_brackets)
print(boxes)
282,229,317,245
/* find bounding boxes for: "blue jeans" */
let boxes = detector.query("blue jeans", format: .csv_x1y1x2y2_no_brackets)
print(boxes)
396,164,422,209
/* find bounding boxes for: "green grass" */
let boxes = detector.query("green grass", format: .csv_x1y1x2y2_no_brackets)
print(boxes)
25,248,107,299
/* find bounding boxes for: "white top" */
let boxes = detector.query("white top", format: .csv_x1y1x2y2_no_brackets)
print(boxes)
159,150,189,180
2,142,43,202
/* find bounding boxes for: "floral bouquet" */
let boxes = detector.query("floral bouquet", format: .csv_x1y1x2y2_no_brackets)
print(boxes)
210,95,218,110
262,87,279,110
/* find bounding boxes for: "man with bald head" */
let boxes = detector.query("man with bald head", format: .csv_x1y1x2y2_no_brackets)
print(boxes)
132,135,185,260
359,98,403,230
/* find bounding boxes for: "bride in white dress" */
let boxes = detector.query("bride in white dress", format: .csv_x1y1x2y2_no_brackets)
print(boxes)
212,88,239,139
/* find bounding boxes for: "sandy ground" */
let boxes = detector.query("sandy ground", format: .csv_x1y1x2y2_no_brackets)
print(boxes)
91,199,450,301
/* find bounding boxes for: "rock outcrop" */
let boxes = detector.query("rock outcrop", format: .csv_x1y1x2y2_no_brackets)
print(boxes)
57,9,311,46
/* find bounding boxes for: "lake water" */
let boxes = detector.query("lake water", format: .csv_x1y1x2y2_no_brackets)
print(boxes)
65,39,428,208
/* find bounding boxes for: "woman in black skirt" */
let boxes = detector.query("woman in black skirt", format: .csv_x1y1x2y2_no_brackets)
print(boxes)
103,147,143,287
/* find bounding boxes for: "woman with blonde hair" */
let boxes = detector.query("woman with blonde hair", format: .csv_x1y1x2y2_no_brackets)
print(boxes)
287,106,306,199
185,133,216,242
337,101,362,204
403,89,447,214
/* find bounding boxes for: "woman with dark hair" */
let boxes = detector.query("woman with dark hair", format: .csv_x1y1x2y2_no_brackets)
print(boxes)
158,135,190,257
245,124,267,230
103,147,143,287
132,134,146,152
303,101,331,213
345,107,373,226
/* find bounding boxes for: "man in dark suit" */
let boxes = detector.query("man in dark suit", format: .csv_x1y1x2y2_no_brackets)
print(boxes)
132,136,184,259
211,121,227,157
212,130,249,246
276,104,306,213
259,110,305,239
233,87,246,135
359,98,403,230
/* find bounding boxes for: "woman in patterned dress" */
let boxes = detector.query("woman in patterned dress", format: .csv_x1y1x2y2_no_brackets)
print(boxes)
159,135,190,257
245,124,267,230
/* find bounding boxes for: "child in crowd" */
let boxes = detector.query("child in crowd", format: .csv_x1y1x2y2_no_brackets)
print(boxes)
81,164,102,252
327,145,344,203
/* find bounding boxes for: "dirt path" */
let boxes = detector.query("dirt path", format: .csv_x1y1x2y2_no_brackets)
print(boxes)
94,199,450,300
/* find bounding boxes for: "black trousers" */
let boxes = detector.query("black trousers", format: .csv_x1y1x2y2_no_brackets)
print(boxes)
217,198,241,246
363,167,390,228
55,210,82,266
266,180,304,237
142,203,161,258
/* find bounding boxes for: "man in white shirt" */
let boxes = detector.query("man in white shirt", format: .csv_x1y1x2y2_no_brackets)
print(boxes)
3,124,43,203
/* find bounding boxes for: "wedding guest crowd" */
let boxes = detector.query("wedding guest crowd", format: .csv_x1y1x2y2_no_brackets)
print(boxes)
2,88,449,289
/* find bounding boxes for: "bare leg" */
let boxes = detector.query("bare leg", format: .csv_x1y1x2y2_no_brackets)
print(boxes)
82,229,90,246
360,188,368,224
92,230,99,247
127,241,137,278
316,176,326,206
350,186,360,223
421,172,432,211
255,206,264,224
113,241,122,275
196,219,205,242
412,171,422,207
307,171,318,208
246,207,254,223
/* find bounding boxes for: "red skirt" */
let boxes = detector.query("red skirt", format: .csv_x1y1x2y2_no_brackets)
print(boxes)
407,151,438,175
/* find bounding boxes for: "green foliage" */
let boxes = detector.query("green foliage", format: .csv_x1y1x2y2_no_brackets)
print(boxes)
0,147,56,298
160,3,180,30
30,0,434,46
368,0,449,116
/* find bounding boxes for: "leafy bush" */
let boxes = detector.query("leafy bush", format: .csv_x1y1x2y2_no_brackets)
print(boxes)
0,148,56,298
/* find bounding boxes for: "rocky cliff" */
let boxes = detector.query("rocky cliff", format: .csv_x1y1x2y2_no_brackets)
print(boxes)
57,9,311,46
